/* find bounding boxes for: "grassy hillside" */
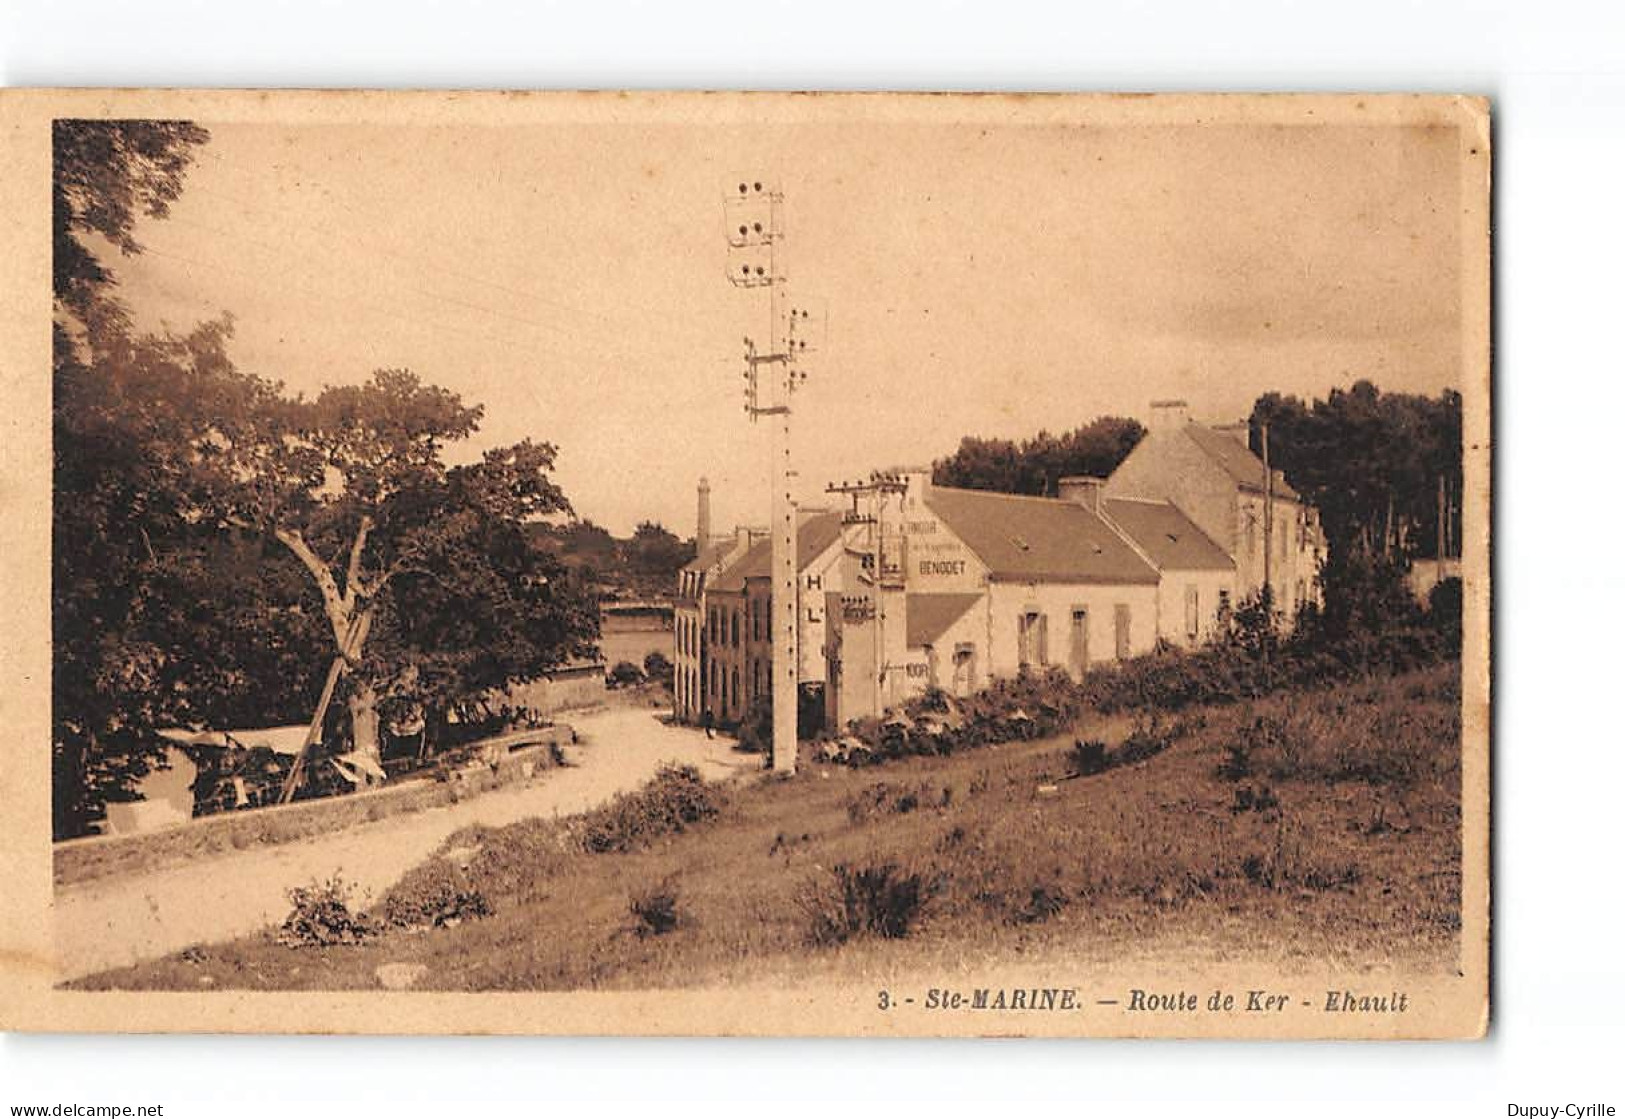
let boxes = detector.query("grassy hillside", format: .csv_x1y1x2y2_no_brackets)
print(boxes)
76,663,1461,992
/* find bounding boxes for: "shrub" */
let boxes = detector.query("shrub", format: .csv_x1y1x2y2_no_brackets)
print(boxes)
736,693,773,754
1229,784,1280,815
642,650,674,689
1068,739,1108,777
275,876,377,947
844,780,948,824
1014,881,1068,924
1115,720,1175,766
579,764,725,853
606,661,644,689
627,879,683,937
377,860,492,929
797,863,930,946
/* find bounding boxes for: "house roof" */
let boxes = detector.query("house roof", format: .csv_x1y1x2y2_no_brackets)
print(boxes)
922,486,1158,585
680,536,739,574
709,511,844,593
1103,498,1235,572
1182,423,1302,501
905,593,983,648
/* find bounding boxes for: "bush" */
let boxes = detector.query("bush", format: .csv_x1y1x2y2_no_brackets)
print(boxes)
844,780,949,824
797,863,930,946
377,860,492,929
1068,739,1108,777
579,764,725,853
627,879,683,937
1115,720,1175,766
275,876,377,947
736,693,773,754
642,650,674,689
606,661,644,689
1013,881,1068,924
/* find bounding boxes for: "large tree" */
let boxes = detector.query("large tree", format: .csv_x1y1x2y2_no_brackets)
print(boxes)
52,119,218,836
1248,381,1463,565
50,118,598,832
196,368,599,773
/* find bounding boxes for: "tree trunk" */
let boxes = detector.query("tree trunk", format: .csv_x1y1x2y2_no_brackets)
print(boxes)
348,680,382,782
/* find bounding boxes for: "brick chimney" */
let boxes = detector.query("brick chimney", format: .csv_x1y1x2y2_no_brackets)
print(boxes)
893,466,933,507
1058,475,1106,512
696,476,712,547
1149,399,1190,432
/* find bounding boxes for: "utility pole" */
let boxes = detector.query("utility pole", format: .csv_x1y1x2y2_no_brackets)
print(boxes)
726,179,813,774
1443,470,1456,584
1261,422,1273,606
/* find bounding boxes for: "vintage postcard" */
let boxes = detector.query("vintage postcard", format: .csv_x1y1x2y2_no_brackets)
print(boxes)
0,89,1490,1037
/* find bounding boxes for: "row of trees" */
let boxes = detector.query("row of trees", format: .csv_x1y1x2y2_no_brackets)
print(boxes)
931,416,1147,498
1248,383,1463,563
529,518,694,600
52,120,599,838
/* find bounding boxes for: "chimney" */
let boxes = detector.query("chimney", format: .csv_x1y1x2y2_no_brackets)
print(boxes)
696,476,712,547
1149,399,1190,432
1058,475,1106,512
894,466,933,506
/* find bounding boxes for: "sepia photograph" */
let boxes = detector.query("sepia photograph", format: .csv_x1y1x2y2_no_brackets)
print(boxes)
0,89,1489,1038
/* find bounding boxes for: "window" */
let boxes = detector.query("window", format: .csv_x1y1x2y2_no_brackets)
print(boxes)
1184,585,1199,640
1018,611,1048,670
1069,608,1089,677
1114,604,1131,660
732,609,740,648
952,643,977,698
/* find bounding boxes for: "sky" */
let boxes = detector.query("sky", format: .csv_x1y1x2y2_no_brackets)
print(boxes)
107,110,1467,536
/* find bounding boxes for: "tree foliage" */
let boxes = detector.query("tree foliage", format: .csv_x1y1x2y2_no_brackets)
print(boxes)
50,119,598,836
53,118,211,331
931,416,1146,496
531,517,695,599
1249,382,1462,564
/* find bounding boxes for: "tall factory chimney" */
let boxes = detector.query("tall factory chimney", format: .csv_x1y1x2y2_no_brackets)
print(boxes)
696,476,712,548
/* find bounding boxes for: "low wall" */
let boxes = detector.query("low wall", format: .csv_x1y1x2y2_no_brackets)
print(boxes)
54,732,568,889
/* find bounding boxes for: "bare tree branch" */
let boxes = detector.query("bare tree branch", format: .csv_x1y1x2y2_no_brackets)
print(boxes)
343,514,374,608
273,526,347,638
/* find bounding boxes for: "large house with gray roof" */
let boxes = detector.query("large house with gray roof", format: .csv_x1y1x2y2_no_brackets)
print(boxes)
1104,400,1325,622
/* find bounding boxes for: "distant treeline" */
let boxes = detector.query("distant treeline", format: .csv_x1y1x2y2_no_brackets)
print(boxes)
529,520,696,601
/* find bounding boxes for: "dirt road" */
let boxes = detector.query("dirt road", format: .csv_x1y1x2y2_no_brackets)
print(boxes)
53,707,758,980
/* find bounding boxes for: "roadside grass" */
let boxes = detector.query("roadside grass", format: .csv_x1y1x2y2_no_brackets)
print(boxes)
74,663,1462,992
